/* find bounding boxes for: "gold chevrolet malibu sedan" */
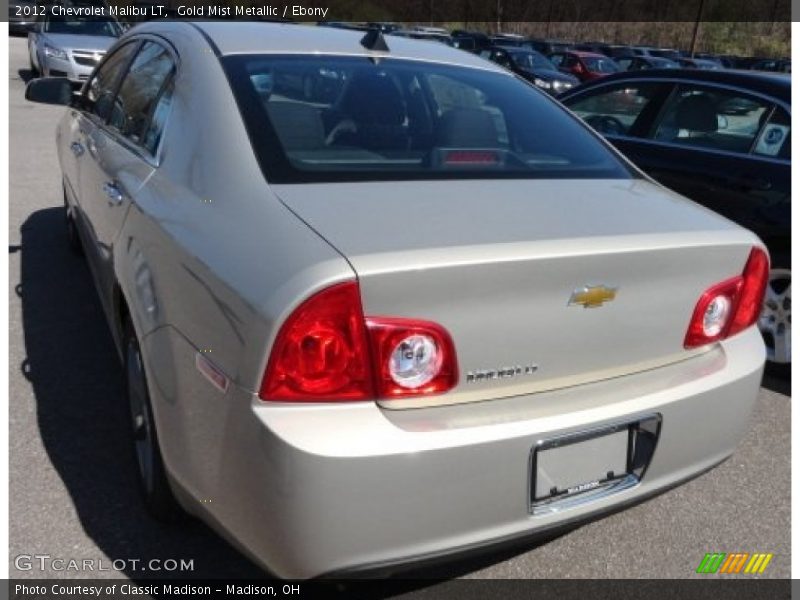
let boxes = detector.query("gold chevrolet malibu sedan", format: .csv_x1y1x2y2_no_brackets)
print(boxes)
25,21,768,578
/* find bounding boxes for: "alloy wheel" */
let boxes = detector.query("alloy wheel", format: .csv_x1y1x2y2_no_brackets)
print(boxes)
758,268,791,364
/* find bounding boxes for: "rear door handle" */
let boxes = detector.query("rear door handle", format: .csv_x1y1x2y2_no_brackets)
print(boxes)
70,141,84,157
103,181,124,206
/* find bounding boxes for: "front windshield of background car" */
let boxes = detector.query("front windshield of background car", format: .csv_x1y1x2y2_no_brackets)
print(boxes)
511,50,556,71
583,56,620,73
223,55,634,183
44,16,121,37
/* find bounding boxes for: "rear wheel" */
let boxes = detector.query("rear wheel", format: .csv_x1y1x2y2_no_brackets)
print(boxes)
125,320,184,521
759,267,791,366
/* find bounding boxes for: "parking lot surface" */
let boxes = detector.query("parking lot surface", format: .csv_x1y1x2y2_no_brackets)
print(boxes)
7,35,790,581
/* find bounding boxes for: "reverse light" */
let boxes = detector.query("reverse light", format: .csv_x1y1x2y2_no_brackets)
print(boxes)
702,294,732,337
684,247,769,348
367,318,458,398
259,282,458,402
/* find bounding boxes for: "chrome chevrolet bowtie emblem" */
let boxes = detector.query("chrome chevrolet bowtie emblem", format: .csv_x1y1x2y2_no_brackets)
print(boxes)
568,285,617,308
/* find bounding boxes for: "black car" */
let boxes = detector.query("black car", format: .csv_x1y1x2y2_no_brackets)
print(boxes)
527,38,574,56
489,33,529,47
451,30,492,54
561,69,791,365
479,46,580,94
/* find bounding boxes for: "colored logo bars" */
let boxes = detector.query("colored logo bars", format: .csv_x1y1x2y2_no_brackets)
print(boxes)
696,552,774,574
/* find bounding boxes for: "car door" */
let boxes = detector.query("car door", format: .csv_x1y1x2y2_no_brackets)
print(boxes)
69,39,140,287
77,39,176,310
565,80,786,241
635,84,785,251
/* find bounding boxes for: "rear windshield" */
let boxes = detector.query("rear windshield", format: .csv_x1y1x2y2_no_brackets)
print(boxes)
223,55,633,183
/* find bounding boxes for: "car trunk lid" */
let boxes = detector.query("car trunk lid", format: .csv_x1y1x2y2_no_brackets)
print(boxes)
272,179,759,409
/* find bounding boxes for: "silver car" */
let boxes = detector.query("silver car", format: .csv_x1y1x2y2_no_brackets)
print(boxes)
26,21,768,578
28,15,122,82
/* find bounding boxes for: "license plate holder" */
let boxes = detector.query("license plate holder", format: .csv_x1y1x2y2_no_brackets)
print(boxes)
530,416,661,514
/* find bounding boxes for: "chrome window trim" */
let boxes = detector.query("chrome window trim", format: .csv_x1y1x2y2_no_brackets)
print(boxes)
564,75,790,115
603,133,791,166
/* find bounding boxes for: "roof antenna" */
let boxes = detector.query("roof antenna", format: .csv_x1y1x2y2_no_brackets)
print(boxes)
360,28,390,52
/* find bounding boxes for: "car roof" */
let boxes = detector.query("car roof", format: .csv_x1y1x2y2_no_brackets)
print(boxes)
562,68,790,102
137,21,502,73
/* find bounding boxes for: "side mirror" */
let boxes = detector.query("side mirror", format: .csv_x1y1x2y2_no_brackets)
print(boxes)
25,77,75,106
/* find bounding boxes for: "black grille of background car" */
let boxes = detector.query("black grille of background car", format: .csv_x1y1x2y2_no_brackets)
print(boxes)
72,50,105,67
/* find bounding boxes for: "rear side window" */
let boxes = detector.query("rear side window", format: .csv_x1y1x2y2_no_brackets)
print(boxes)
223,55,633,183
85,41,139,122
650,85,771,154
108,41,175,151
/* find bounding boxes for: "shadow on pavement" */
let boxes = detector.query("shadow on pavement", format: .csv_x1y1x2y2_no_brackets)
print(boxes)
17,69,36,84
17,208,263,579
761,364,790,396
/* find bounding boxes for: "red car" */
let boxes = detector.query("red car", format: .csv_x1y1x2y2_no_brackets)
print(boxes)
549,50,621,82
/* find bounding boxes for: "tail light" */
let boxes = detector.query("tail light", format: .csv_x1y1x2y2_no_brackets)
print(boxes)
259,281,458,402
684,247,769,348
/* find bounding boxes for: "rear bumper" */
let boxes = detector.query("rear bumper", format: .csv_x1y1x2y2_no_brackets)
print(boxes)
184,328,764,579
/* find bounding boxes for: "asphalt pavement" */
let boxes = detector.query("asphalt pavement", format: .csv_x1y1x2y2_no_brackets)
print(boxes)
7,35,791,582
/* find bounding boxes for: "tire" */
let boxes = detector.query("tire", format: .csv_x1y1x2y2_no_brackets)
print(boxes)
64,187,83,256
124,320,184,521
758,266,791,368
